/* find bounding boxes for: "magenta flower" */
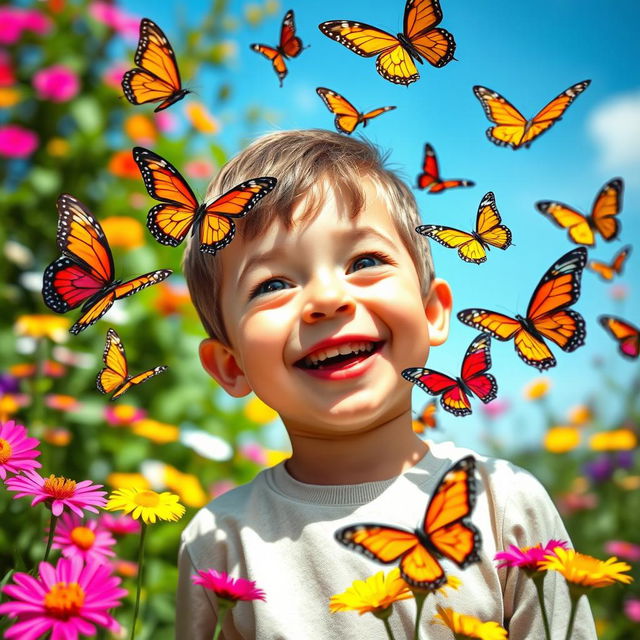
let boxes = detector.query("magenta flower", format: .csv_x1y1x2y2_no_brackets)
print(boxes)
33,65,80,103
625,598,640,623
89,1,140,39
99,512,141,536
0,7,51,45
604,540,640,563
479,398,510,419
0,555,127,640
0,420,41,480
0,125,38,158
0,50,15,87
495,540,568,574
51,513,116,564
192,569,266,603
102,61,129,90
5,469,107,516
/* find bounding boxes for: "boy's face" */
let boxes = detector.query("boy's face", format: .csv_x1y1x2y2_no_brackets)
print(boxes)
200,178,451,440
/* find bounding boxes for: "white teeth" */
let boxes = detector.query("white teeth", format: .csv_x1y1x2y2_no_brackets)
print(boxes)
302,341,377,367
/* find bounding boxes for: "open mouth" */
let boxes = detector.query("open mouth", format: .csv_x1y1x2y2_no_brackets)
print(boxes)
295,340,384,370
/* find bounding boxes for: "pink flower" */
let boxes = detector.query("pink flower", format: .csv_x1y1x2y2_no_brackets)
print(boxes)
5,469,107,516
0,420,41,480
0,8,52,45
0,555,127,639
51,513,116,564
185,158,214,180
0,50,15,87
0,124,38,158
240,443,267,465
625,598,640,623
104,404,146,426
154,110,177,133
604,540,640,563
33,65,79,102
495,540,568,574
99,512,141,536
479,398,510,419
102,61,129,90
192,569,266,603
89,2,140,39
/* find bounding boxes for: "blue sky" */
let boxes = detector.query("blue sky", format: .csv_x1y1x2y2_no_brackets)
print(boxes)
123,0,640,454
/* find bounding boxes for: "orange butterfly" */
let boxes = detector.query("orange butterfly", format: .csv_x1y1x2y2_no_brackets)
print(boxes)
416,192,512,264
457,248,587,371
316,87,395,135
589,245,631,281
335,456,481,589
599,316,639,360
319,0,455,86
133,147,277,254
42,195,172,335
413,400,437,434
473,80,590,149
417,143,475,193
536,179,623,246
250,10,305,87
122,18,189,112
97,329,167,400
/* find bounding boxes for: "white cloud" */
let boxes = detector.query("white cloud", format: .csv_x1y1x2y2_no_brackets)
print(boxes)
588,90,640,183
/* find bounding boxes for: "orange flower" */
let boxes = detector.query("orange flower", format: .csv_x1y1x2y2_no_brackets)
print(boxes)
45,395,80,411
567,405,592,426
108,150,139,179
153,282,191,316
185,102,220,134
523,377,551,400
9,360,66,378
100,216,145,250
42,427,72,446
544,426,580,453
123,114,157,143
0,88,21,108
589,429,637,452
46,137,69,157
131,419,179,444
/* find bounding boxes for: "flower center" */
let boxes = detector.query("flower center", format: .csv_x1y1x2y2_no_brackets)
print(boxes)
70,526,96,549
43,474,76,498
134,490,160,507
44,582,85,618
0,438,12,464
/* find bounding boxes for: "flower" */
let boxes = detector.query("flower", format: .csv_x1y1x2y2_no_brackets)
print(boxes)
523,377,551,400
42,427,72,447
154,281,191,316
108,150,140,179
0,420,41,480
185,102,220,134
0,555,126,639
106,472,150,490
112,559,138,578
46,137,70,157
45,394,81,412
104,404,146,426
0,87,21,108
89,1,140,38
265,449,291,467
33,65,79,102
102,62,128,89
0,7,51,45
131,418,180,443
624,598,640,623
583,452,634,484
124,113,157,143
555,490,598,516
433,605,508,639
543,426,580,453
479,398,510,419
589,428,637,451
164,465,208,508
52,513,117,564
0,51,15,86
192,569,266,603
14,315,70,341
99,512,141,536
567,405,592,426
5,470,107,516
495,540,568,574
609,284,628,301
154,110,177,133
105,487,185,524
185,158,215,180
100,216,145,250
604,541,640,563
540,548,633,590
10,360,66,378
244,396,278,424
0,125,38,158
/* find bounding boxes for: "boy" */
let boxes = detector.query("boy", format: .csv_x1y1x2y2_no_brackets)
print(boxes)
177,129,596,639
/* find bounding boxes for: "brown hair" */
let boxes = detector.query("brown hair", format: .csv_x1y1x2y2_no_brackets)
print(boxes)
183,129,433,345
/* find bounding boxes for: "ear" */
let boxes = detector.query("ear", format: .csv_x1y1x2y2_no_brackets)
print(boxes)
424,278,452,347
199,339,252,398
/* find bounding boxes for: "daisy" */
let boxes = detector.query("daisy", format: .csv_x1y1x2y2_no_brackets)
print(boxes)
0,419,41,480
104,487,185,524
433,605,508,640
495,540,568,575
51,513,116,564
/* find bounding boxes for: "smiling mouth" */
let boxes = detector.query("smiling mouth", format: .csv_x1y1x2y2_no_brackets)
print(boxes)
295,341,384,370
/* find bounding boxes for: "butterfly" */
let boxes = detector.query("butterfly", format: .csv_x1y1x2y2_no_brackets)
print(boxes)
535,179,623,246
413,400,437,434
133,147,277,254
416,143,475,193
250,10,305,87
473,80,591,149
416,192,512,264
588,245,631,281
121,18,189,112
402,334,497,417
457,247,587,371
319,0,456,86
599,316,639,360
316,87,395,135
42,194,172,335
335,456,481,589
97,329,167,400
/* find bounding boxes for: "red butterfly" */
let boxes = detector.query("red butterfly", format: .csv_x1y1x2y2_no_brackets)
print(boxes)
250,10,305,86
417,143,475,193
42,194,171,335
402,334,497,416
599,316,639,360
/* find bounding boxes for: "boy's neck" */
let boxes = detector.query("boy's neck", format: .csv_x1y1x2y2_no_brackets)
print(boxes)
283,411,429,485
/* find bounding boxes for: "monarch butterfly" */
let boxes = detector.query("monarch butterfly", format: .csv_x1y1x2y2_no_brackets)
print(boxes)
402,334,498,416
457,248,588,371
42,194,172,335
319,0,456,86
413,400,437,434
250,10,305,87
335,456,481,589
473,80,591,149
589,245,631,281
122,18,189,112
133,147,277,254
417,143,475,193
599,316,639,360
535,179,623,246
416,192,512,264
97,329,167,400
316,87,395,135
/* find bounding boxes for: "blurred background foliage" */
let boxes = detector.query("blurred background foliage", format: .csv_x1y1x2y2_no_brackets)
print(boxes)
0,0,638,638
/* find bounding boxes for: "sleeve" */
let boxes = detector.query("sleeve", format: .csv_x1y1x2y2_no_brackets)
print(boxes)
498,466,598,640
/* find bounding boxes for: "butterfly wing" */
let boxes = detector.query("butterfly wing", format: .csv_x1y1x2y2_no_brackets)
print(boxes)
404,0,455,67
590,178,623,241
401,367,471,416
250,44,288,86
417,143,440,190
475,191,512,250
414,400,437,433
473,86,528,149
459,334,497,404
112,366,168,400
279,9,303,58
416,225,486,264
199,177,277,255
535,200,594,246
316,87,360,134
590,244,632,281
599,315,640,360
361,105,396,126
96,328,128,396
43,258,109,314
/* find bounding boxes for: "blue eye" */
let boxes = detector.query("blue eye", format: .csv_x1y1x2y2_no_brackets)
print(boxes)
350,254,384,272
250,278,289,299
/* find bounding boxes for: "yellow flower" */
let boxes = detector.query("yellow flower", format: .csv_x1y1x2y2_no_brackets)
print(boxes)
543,426,580,453
523,377,551,400
244,396,278,424
164,464,208,508
14,315,70,342
265,449,290,467
329,568,414,615
105,487,185,524
100,216,145,250
540,548,632,590
0,394,23,420
124,113,157,143
106,472,150,491
433,605,508,640
131,419,180,444
46,137,70,157
185,101,220,134
589,429,637,452
567,405,592,426
0,87,21,108
616,475,640,491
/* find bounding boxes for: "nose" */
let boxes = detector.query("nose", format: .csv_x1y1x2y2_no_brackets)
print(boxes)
301,270,356,323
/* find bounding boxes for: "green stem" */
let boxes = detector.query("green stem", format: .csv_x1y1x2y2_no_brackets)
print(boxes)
382,616,397,640
564,594,580,640
129,522,147,640
212,600,233,640
532,573,551,640
413,591,428,640
42,512,58,563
